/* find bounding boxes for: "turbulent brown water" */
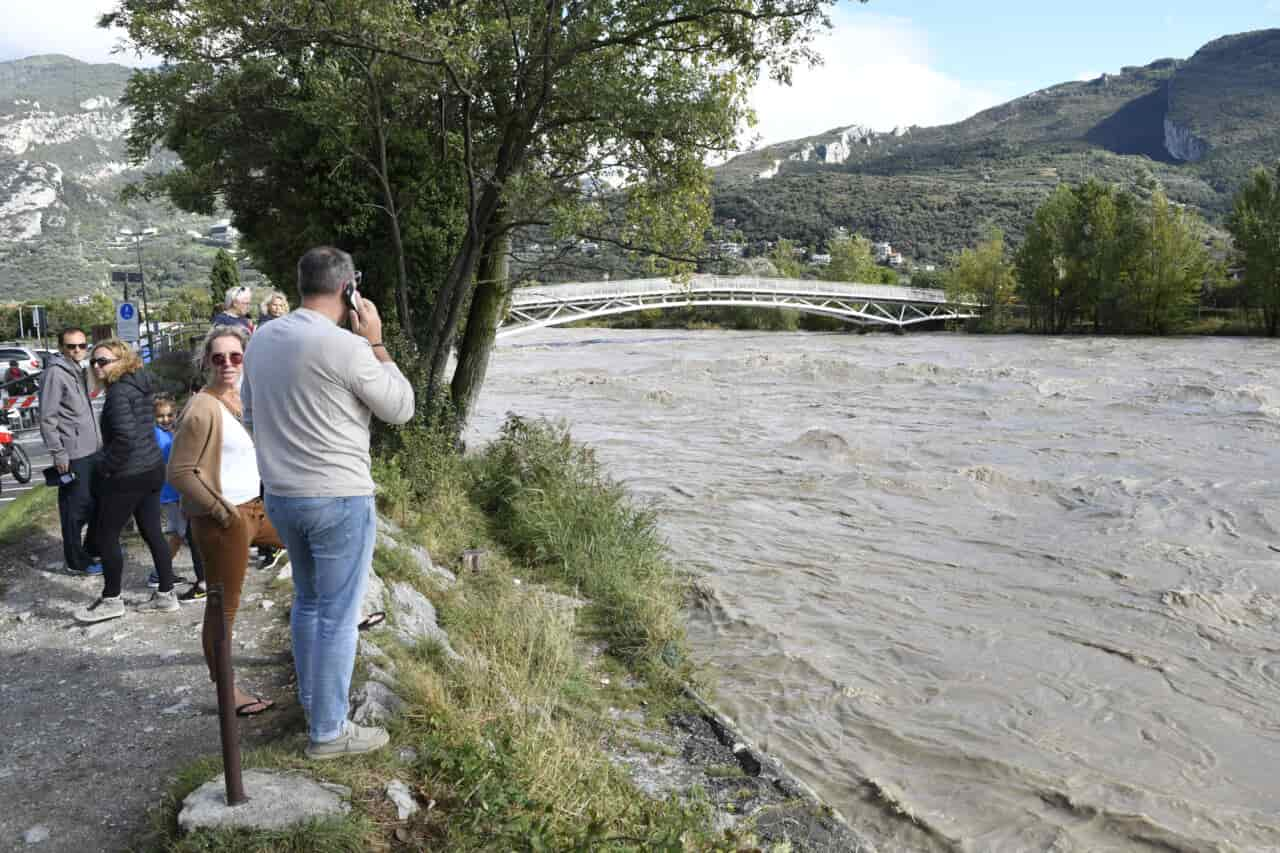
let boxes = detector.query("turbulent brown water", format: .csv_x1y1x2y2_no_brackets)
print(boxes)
468,328,1280,852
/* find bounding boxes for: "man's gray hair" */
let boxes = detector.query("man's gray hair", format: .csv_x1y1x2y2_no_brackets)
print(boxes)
224,285,253,309
298,246,355,297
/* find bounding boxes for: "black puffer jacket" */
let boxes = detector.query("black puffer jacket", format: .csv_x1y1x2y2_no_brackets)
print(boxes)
99,369,163,479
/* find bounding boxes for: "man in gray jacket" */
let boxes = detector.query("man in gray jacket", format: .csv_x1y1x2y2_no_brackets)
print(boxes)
39,327,103,575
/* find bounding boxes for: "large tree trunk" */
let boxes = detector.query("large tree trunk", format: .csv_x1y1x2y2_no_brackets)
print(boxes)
450,228,511,426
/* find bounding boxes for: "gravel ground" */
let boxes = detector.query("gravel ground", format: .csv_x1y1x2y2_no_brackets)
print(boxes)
0,512,297,852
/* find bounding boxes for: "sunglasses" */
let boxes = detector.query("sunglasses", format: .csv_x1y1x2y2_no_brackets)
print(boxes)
210,352,244,367
90,356,118,368
63,342,88,351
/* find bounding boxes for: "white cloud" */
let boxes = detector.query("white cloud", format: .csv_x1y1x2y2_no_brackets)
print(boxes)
742,14,1006,150
1075,70,1102,81
0,0,155,66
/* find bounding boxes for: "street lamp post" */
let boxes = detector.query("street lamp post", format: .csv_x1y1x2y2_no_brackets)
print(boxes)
120,228,156,356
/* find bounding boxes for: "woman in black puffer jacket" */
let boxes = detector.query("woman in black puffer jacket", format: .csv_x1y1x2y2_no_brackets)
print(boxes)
74,339,178,623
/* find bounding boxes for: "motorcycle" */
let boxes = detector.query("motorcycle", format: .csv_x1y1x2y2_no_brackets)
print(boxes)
0,410,32,489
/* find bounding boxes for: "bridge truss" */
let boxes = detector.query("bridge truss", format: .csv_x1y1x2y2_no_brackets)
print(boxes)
498,275,981,338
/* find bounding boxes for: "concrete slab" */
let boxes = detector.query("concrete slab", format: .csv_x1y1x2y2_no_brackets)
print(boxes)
178,770,350,833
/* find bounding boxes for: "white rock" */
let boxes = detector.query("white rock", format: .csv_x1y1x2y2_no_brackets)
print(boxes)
178,770,350,832
260,600,274,610
23,825,50,844
388,582,461,661
385,779,419,820
351,680,405,725
161,701,191,715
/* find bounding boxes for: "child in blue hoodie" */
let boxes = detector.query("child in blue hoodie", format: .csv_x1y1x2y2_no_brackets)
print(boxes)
153,395,203,599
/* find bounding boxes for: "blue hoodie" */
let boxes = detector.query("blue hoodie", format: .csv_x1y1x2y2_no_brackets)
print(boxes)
154,424,179,504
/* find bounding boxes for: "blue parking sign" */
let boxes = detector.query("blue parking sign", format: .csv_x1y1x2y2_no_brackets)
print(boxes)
116,300,140,342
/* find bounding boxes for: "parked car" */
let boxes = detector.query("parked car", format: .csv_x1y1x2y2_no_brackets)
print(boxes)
0,345,42,376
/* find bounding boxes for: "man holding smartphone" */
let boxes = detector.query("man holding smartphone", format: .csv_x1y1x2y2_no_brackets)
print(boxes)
39,327,103,576
243,246,414,759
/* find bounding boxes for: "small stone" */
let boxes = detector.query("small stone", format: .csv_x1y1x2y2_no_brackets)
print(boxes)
385,779,419,820
80,621,120,639
161,701,191,715
359,638,389,662
260,600,274,610
396,747,419,764
16,611,32,624
367,664,398,687
23,825,50,844
512,578,522,586
45,561,61,571
352,680,405,725
27,554,37,564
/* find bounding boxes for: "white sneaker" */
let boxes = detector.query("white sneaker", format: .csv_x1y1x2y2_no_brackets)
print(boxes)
305,722,390,760
74,595,125,623
138,589,179,613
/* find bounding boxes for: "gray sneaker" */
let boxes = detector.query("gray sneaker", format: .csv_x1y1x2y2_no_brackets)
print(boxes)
74,595,125,623
305,722,390,761
138,589,180,613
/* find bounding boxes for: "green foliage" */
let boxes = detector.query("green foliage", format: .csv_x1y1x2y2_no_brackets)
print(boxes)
768,238,802,278
945,229,1016,329
158,286,212,322
1226,162,1280,335
470,416,687,671
208,249,239,309
823,233,883,283
1015,179,1208,333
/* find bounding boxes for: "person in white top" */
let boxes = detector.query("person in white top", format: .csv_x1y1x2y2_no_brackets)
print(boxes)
167,326,284,718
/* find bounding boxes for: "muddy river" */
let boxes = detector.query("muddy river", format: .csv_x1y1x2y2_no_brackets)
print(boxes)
469,328,1280,851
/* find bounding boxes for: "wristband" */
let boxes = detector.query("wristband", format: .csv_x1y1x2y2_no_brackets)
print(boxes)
370,342,385,349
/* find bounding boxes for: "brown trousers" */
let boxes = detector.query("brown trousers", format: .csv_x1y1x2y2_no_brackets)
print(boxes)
190,498,284,681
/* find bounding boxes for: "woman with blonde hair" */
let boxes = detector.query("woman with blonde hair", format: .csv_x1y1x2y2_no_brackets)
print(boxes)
74,339,178,623
167,325,283,716
257,290,289,325
212,286,254,333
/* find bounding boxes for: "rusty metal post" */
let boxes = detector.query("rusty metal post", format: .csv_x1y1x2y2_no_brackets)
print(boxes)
207,583,248,806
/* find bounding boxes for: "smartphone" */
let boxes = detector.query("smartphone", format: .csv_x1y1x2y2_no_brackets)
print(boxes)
343,271,364,314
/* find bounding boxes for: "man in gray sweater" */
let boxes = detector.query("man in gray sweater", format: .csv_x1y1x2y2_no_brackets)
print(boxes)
38,327,103,575
244,246,414,759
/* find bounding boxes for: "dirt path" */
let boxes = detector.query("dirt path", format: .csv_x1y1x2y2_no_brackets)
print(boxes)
0,512,297,852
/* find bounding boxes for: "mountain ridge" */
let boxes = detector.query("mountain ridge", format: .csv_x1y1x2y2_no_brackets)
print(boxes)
713,28,1280,263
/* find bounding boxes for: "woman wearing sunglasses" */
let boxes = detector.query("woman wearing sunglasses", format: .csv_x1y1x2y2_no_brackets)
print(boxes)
74,339,178,623
166,325,283,717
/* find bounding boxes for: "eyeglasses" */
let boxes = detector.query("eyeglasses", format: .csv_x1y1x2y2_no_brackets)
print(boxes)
63,342,88,351
210,352,244,367
89,357,118,368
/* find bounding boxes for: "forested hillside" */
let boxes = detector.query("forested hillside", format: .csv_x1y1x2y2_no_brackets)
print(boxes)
713,29,1280,263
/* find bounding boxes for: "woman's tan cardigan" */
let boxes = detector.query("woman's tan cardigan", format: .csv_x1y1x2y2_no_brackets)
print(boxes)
166,391,238,528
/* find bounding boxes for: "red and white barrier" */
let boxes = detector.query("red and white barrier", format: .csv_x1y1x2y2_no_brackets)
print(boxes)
2,388,102,411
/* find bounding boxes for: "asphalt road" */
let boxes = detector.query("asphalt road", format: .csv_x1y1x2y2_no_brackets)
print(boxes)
0,431,52,505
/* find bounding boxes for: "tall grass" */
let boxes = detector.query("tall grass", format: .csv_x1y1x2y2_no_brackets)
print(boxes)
469,415,688,672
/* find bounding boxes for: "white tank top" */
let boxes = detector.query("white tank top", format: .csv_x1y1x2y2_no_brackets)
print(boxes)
220,405,260,506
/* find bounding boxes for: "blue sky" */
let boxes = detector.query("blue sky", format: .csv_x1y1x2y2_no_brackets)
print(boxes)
2,0,1277,146
874,0,1280,99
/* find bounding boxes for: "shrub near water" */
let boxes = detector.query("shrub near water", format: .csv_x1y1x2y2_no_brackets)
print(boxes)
471,415,688,671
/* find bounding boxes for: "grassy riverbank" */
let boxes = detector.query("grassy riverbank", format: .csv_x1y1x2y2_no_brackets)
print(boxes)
145,418,788,852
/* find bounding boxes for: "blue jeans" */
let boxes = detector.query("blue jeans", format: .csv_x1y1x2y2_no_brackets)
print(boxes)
264,494,376,743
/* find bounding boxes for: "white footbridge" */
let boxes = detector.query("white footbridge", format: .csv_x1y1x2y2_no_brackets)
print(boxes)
498,275,981,338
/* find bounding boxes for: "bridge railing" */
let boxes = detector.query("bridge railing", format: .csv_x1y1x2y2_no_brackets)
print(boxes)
510,274,970,307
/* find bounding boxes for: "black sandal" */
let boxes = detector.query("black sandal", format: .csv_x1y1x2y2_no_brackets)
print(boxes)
357,611,386,632
235,697,275,717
